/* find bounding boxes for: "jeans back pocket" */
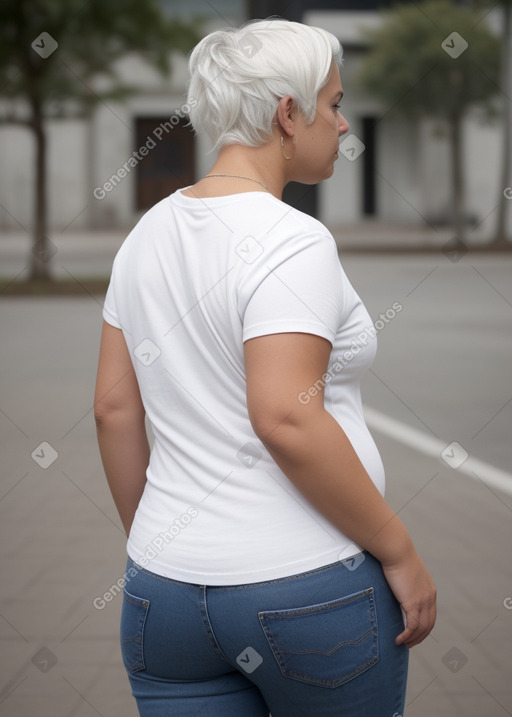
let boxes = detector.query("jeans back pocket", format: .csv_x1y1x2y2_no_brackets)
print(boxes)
258,587,378,688
121,588,150,673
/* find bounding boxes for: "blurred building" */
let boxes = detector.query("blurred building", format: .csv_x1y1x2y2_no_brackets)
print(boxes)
0,0,507,236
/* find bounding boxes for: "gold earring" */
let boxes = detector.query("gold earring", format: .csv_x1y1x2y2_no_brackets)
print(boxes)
281,135,295,160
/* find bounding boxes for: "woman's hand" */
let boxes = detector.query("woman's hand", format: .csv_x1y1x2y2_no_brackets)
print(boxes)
381,547,437,648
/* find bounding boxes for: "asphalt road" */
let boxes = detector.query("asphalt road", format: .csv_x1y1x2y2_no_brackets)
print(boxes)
1,251,511,717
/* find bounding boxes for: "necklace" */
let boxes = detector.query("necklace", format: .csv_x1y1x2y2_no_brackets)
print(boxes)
202,174,271,193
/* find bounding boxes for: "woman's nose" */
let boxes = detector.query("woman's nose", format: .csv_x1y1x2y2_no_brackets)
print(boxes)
338,113,350,136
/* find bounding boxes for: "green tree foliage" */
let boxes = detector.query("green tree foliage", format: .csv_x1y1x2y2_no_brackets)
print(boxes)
0,0,200,279
358,0,501,243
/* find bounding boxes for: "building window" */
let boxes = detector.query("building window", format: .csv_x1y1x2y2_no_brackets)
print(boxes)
362,116,377,216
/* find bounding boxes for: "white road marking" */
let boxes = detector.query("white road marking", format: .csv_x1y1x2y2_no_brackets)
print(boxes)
363,406,512,498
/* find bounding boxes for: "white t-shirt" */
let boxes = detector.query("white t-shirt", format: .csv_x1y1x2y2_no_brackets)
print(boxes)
102,188,385,585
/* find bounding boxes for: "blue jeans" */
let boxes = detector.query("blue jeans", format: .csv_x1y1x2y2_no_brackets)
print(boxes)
120,552,408,716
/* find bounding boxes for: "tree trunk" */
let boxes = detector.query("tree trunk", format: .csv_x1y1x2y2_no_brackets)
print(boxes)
449,114,465,243
29,99,51,280
493,0,512,246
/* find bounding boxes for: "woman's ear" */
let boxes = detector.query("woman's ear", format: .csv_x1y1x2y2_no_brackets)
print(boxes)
276,95,296,138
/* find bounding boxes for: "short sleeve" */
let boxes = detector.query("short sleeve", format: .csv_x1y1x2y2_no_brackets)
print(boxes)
242,234,344,344
102,270,122,329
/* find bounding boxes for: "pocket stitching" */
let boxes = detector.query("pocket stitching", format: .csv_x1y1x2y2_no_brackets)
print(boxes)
121,589,150,673
258,587,379,688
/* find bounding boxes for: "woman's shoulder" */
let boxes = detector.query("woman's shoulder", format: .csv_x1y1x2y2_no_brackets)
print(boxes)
212,191,332,242
263,197,336,251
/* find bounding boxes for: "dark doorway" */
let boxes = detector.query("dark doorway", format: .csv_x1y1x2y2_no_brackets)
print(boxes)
283,182,318,219
361,117,377,216
135,117,195,211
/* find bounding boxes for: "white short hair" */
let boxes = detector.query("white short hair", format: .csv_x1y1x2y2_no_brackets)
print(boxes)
187,18,343,151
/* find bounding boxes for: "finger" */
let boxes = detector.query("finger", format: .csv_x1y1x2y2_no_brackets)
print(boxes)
395,608,419,646
402,605,436,648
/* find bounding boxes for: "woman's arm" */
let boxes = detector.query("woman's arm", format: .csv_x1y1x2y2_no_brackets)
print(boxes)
244,332,436,648
94,321,150,536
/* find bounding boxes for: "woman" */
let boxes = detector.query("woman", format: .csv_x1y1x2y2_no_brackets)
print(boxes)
94,18,436,717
